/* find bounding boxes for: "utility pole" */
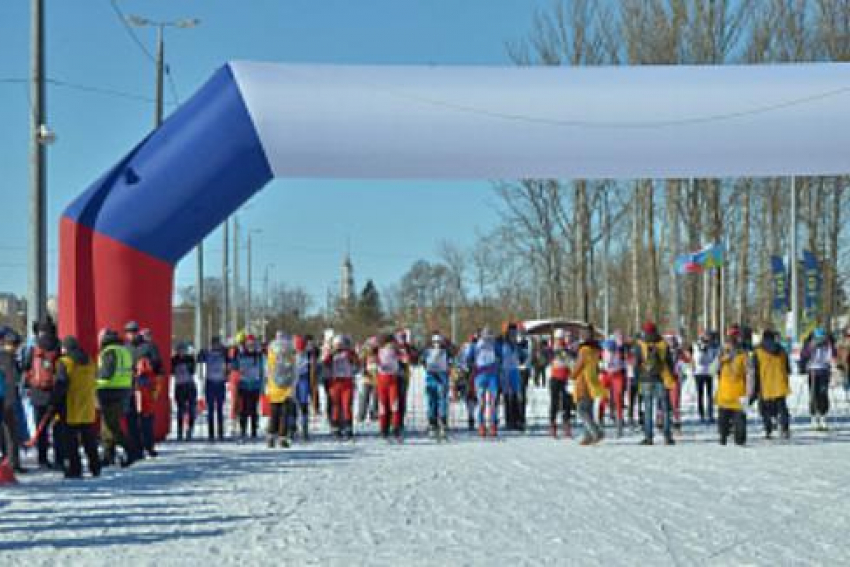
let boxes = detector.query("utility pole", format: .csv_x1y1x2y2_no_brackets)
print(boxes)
245,229,262,334
222,219,230,338
669,181,681,337
28,0,50,335
790,176,799,344
231,215,240,335
602,187,611,336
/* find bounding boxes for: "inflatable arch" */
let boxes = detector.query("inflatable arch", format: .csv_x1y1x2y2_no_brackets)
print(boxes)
59,61,850,438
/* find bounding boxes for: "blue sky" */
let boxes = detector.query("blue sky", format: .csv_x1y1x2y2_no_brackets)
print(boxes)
0,0,548,308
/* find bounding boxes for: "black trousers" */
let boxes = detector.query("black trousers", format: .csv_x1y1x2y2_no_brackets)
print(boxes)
627,379,642,423
549,379,572,425
268,399,297,438
239,389,260,437
695,374,714,421
718,408,746,446
62,423,101,478
175,383,198,439
760,398,790,434
519,368,530,428
533,365,547,387
808,371,830,416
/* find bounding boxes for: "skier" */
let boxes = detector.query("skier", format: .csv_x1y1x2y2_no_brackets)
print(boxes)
665,333,690,434
753,329,792,440
422,333,451,439
571,325,606,446
52,336,101,478
267,333,298,448
693,331,719,424
324,335,358,439
548,328,575,439
25,318,61,469
121,321,147,462
457,335,478,431
294,335,315,441
801,328,835,431
358,336,379,424
715,326,753,446
172,342,198,441
517,330,532,429
0,329,23,472
532,339,551,388
133,331,160,457
96,328,137,467
469,327,500,438
634,321,676,446
232,335,265,441
599,331,628,437
396,331,418,429
498,323,526,431
375,334,402,441
200,336,229,441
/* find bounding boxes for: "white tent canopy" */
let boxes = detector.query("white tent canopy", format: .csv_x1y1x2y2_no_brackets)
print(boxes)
231,61,850,180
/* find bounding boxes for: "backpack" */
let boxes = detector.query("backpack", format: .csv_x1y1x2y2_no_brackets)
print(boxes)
642,342,664,377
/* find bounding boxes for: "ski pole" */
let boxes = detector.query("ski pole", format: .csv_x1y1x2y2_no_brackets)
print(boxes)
24,409,55,449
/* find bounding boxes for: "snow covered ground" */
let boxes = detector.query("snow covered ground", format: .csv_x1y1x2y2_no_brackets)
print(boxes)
3,372,850,566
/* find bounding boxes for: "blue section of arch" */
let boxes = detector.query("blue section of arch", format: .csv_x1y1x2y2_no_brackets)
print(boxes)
62,64,273,265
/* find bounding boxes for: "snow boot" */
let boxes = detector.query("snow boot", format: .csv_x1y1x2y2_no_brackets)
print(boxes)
639,437,653,446
281,437,292,449
549,424,558,439
563,423,573,439
664,435,675,446
489,424,498,438
267,436,276,448
579,436,593,446
478,425,487,438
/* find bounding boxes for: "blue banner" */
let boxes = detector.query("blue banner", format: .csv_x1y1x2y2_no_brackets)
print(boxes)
770,256,788,313
802,250,821,324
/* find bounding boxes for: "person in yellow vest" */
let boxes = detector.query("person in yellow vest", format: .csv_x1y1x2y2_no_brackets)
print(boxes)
633,321,676,446
571,325,606,446
753,329,791,440
715,327,754,446
97,328,137,467
266,332,297,448
51,336,101,478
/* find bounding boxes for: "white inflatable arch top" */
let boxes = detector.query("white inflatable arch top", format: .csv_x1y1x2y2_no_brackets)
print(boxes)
234,61,850,180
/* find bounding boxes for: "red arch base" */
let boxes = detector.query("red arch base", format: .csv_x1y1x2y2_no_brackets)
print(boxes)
59,217,174,441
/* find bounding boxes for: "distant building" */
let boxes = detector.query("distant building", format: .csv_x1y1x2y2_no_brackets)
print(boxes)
0,293,25,318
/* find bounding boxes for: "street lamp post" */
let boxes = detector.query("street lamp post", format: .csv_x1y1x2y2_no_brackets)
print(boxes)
127,14,200,345
263,263,276,342
246,229,262,334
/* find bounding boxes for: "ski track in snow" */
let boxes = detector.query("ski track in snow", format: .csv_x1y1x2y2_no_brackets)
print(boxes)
3,374,850,566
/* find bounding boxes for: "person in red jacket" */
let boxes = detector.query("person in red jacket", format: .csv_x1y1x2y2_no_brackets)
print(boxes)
323,335,359,440
599,331,628,437
26,318,61,469
376,334,403,441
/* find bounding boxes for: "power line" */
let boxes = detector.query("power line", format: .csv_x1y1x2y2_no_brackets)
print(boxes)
1,76,176,105
109,0,155,64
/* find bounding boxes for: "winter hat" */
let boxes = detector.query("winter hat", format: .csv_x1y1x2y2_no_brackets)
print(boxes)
642,321,657,336
124,321,140,333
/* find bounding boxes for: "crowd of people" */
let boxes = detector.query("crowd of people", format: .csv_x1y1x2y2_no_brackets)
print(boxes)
1,316,849,481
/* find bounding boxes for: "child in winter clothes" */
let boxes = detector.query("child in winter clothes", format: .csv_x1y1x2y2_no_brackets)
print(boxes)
267,333,297,448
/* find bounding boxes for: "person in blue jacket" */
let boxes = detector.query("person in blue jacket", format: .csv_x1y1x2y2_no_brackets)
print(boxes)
421,332,451,439
232,335,264,441
499,323,528,431
468,327,500,438
199,336,230,441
